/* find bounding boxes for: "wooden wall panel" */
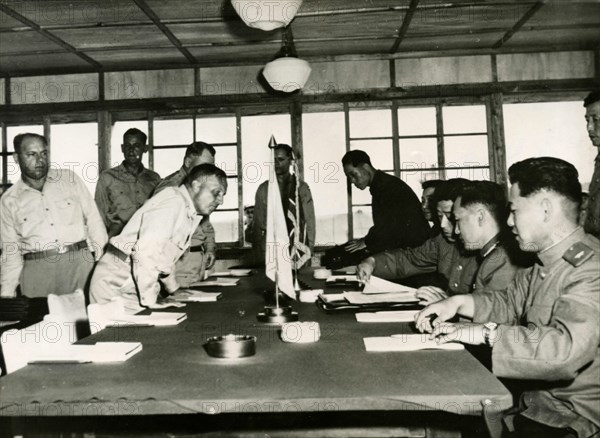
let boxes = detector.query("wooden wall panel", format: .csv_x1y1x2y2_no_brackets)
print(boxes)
305,60,390,94
497,51,595,81
0,79,4,105
105,69,194,100
10,73,99,104
199,65,266,95
395,56,492,87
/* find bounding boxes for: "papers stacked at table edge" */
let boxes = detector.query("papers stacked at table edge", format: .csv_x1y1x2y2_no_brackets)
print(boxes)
173,291,222,302
363,336,464,352
28,342,143,363
109,312,187,326
356,310,419,323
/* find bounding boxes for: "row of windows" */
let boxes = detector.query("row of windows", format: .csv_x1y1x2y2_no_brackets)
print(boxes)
1,100,595,247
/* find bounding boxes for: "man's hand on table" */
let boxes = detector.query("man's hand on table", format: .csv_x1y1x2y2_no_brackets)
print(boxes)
428,322,485,346
357,257,375,283
414,295,462,333
415,286,448,306
345,238,366,253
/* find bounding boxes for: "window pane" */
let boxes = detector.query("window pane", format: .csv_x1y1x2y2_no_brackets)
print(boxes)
196,116,236,144
400,138,438,170
221,177,238,210
211,210,238,243
51,123,99,194
444,135,489,167
303,111,348,245
504,102,595,186
349,109,392,138
401,170,442,200
443,105,487,134
214,145,238,177
153,118,193,147
397,107,436,136
112,121,149,168
352,206,373,238
6,154,20,184
153,148,185,178
241,114,291,207
352,184,371,205
7,125,43,152
350,139,393,170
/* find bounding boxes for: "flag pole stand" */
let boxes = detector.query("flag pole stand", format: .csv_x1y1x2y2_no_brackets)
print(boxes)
257,264,299,324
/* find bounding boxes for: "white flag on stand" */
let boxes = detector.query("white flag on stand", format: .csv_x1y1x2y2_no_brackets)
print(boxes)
265,137,295,298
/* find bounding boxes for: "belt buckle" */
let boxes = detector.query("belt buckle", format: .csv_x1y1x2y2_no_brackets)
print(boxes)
57,244,68,254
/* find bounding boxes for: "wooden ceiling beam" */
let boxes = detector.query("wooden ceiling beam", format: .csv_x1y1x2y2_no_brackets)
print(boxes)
390,0,420,53
0,3,102,70
493,1,547,49
131,0,197,64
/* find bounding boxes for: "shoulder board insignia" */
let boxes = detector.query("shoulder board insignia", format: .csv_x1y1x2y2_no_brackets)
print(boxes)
563,242,595,267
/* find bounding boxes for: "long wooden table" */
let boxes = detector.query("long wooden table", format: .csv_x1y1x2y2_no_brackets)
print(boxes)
0,272,512,436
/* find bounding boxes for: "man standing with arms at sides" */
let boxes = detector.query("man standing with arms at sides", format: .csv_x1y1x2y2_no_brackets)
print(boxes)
416,157,599,438
252,144,315,263
154,141,217,286
342,150,430,256
95,128,161,237
584,90,600,239
90,164,227,313
1,133,107,298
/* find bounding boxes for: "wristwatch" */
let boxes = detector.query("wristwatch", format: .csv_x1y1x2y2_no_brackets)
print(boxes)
483,322,498,347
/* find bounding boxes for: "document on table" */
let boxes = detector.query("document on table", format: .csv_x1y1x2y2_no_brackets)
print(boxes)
28,342,143,364
191,278,239,287
108,312,187,326
210,269,252,277
363,335,464,351
343,291,418,304
356,310,419,323
362,276,417,295
172,291,222,302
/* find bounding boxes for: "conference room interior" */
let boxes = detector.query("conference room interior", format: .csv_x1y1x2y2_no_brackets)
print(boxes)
0,0,599,437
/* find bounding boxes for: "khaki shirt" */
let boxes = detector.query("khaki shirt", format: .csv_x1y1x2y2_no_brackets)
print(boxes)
0,169,108,297
584,154,600,239
373,234,479,295
473,228,600,436
154,166,215,253
95,163,161,237
105,185,202,307
472,235,529,293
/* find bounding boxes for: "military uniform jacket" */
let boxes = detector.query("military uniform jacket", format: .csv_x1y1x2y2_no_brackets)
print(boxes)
584,153,600,239
154,167,215,254
372,234,479,295
473,228,600,436
95,163,161,237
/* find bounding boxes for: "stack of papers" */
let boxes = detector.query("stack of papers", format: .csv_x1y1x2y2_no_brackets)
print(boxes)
192,278,239,287
108,312,187,326
210,269,252,277
318,292,346,303
362,276,417,295
343,291,418,305
356,310,419,323
28,342,143,364
363,335,464,352
172,291,222,302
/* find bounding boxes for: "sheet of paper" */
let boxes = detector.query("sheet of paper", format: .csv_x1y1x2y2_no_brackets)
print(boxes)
29,342,143,363
173,291,222,302
363,336,464,352
110,312,187,326
343,291,418,305
362,276,417,295
356,310,419,323
192,278,239,287
318,293,346,303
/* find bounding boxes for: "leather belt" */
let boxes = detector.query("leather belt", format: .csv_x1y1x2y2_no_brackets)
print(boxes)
106,244,130,262
23,240,88,261
189,245,206,253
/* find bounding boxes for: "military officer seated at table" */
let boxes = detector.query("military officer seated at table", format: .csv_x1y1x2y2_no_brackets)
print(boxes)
154,141,217,286
90,164,227,313
357,178,478,296
415,180,531,305
416,157,599,438
0,133,107,299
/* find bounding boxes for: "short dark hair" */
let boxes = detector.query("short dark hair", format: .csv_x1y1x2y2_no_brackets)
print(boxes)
342,150,372,167
432,178,470,207
508,157,581,207
186,141,215,159
583,90,600,107
458,181,508,225
13,133,47,154
422,179,443,191
123,128,147,144
185,163,227,187
274,143,293,158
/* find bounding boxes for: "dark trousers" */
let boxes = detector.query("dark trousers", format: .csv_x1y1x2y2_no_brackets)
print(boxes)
510,414,577,438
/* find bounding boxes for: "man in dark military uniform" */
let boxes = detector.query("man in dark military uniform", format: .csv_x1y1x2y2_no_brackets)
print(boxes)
416,157,599,437
583,90,600,239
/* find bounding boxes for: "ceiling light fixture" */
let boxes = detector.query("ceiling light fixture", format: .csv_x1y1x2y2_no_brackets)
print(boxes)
231,0,303,32
262,26,311,93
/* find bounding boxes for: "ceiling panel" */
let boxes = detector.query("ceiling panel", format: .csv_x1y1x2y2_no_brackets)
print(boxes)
85,47,189,69
144,0,237,21
0,30,68,55
168,22,281,45
292,11,403,39
503,27,600,49
0,11,26,29
399,32,503,52
296,39,396,57
0,52,92,75
53,25,173,50
188,43,281,64
527,2,600,27
0,0,149,27
299,0,412,14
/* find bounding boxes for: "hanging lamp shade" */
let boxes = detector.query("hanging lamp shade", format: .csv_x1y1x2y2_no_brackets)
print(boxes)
231,0,303,31
263,57,311,92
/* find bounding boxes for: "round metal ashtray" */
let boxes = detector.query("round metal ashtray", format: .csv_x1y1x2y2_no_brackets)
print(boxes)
205,334,256,358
